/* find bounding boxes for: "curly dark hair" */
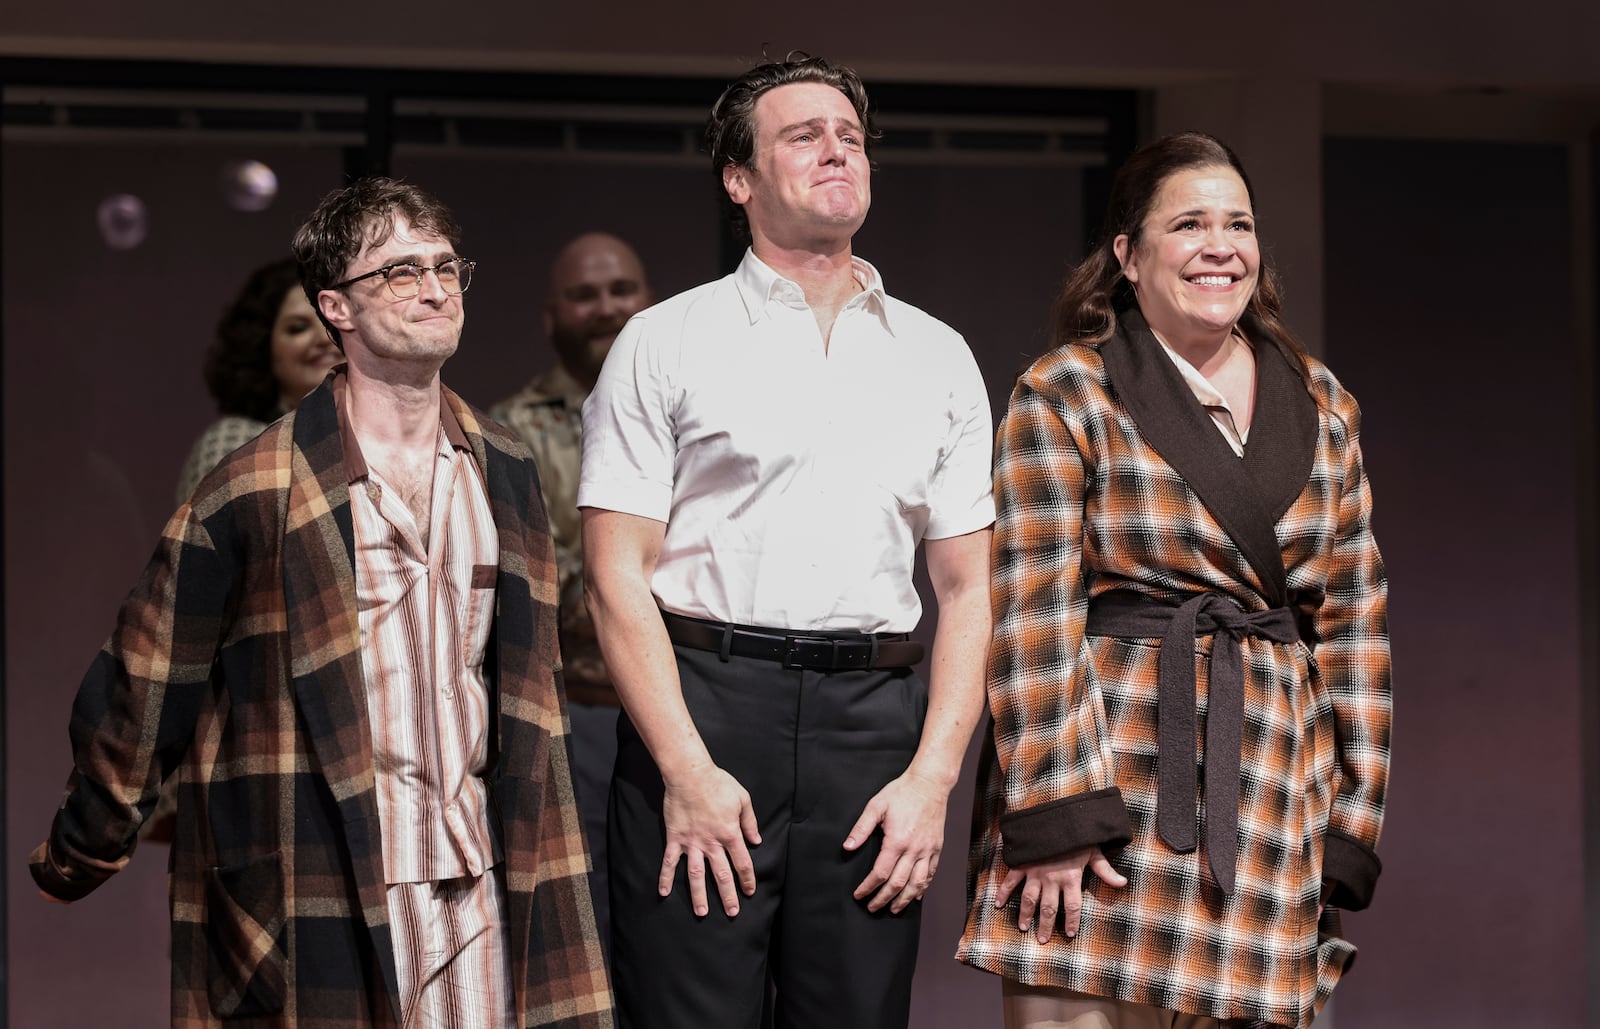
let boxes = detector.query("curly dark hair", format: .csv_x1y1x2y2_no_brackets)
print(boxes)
203,257,302,422
291,176,462,346
705,52,879,242
1053,131,1313,392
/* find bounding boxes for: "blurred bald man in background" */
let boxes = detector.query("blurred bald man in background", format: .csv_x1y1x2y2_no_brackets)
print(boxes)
491,232,653,955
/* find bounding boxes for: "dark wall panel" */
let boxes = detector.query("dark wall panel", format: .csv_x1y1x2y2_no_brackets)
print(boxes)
1323,137,1580,1028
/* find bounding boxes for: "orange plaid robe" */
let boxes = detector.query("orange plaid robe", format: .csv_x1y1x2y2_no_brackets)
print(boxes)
959,312,1391,1029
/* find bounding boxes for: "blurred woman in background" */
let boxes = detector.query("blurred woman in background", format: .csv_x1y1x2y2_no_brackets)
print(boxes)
175,256,338,501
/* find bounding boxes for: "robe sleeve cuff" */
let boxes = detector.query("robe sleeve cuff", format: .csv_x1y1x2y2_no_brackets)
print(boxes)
999,787,1133,866
29,840,100,903
1322,827,1382,910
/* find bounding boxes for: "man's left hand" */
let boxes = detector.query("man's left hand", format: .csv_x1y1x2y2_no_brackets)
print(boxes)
844,770,948,914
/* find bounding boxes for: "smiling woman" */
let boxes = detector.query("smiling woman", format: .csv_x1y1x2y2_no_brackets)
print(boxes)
173,257,340,505
958,132,1393,1029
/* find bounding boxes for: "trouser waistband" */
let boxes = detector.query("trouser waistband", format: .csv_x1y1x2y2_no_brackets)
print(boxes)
661,611,925,671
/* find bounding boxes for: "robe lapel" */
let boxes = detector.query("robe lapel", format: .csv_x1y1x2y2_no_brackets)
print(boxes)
279,379,403,1016
1241,330,1321,525
1098,309,1317,606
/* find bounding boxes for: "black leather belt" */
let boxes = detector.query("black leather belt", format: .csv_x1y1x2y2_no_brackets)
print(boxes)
661,611,924,671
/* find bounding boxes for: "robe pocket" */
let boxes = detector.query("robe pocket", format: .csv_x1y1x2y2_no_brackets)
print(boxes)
1314,911,1358,1013
465,564,499,665
204,850,287,1018
497,720,552,782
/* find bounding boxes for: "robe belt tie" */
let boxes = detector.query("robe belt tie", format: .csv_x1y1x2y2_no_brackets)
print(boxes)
1085,591,1299,895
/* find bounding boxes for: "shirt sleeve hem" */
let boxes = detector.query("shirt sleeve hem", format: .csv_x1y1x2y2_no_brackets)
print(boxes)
924,505,998,541
574,482,673,523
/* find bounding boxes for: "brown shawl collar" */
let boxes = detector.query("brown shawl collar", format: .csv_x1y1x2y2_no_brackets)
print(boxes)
1096,308,1318,608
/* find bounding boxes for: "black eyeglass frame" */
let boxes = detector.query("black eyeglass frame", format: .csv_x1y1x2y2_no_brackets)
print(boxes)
328,259,476,297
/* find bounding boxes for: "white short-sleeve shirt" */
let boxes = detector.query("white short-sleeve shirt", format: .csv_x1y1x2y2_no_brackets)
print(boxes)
578,250,994,633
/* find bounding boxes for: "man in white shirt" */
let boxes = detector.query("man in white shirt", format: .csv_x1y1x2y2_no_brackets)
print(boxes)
579,55,994,1028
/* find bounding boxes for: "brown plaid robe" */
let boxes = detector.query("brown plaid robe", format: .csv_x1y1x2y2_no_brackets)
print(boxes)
31,374,613,1028
958,312,1391,1029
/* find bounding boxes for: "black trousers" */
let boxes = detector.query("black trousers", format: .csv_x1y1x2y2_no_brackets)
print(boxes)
608,645,928,1029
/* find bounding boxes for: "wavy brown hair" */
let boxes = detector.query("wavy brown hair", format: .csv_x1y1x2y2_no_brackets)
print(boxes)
1054,132,1312,390
203,257,301,422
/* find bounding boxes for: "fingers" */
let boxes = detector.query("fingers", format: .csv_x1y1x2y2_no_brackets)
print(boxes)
1037,882,1063,944
1086,848,1129,888
871,854,935,915
851,850,892,904
733,795,760,898
726,835,757,903
1002,845,1130,943
1021,875,1078,943
1057,875,1083,941
852,834,942,913
660,834,757,917
658,843,683,898
1017,878,1040,934
659,768,761,916
842,796,885,852
671,845,748,918
994,866,1025,909
676,846,712,917
738,796,763,849
708,848,744,917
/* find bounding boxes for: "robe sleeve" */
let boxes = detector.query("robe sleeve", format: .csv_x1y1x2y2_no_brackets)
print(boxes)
31,502,229,901
1311,393,1392,910
988,372,1131,866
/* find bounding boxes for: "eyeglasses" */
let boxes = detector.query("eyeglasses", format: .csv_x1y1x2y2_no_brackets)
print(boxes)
329,258,476,299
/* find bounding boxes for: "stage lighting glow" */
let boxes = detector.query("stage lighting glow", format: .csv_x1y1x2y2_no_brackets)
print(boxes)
97,194,148,250
222,160,279,212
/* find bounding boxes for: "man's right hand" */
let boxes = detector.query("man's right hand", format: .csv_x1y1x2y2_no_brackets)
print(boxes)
660,763,761,917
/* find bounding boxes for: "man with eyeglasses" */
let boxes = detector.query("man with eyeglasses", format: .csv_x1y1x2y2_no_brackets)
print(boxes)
30,177,612,1028
491,232,654,960
580,56,994,1028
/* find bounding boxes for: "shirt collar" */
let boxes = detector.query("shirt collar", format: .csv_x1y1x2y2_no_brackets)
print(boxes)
1153,335,1228,409
733,248,896,335
332,369,471,485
